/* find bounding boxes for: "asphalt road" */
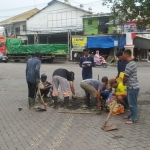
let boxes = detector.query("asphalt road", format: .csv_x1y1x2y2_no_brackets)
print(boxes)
0,62,149,101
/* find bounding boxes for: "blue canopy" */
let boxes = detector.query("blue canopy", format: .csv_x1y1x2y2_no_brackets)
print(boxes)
87,36,126,49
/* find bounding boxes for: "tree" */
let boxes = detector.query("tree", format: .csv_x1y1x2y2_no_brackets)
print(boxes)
103,0,150,29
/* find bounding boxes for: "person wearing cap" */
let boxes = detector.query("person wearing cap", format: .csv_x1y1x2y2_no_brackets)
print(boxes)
101,76,112,100
52,68,77,109
26,52,42,109
79,49,94,80
39,74,52,98
108,78,128,109
80,79,105,114
116,51,127,78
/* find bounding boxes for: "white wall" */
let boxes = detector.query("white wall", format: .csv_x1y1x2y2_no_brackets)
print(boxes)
5,21,26,36
27,1,91,34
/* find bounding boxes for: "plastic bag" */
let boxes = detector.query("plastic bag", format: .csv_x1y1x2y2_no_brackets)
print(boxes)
108,99,124,116
106,93,113,106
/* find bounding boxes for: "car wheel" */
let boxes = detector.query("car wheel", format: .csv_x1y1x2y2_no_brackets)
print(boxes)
4,60,8,63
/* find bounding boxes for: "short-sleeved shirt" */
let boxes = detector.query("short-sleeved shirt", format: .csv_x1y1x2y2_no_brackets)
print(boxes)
83,79,102,91
39,80,51,89
115,82,127,96
124,60,139,89
53,69,73,81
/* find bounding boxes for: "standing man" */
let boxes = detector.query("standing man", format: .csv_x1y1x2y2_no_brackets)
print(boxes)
26,52,41,109
123,49,139,124
116,51,127,78
79,49,94,80
52,69,76,109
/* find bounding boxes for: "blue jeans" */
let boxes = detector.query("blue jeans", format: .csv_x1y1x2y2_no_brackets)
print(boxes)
82,70,92,80
127,88,139,121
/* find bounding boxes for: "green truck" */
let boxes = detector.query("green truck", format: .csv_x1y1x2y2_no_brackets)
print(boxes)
6,38,68,63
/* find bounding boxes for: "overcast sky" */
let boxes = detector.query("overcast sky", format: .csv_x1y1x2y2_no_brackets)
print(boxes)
0,0,110,22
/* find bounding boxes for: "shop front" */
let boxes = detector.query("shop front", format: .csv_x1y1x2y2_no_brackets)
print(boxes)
71,36,87,61
133,36,150,62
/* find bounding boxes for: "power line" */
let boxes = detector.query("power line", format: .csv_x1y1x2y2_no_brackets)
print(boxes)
0,0,103,12
0,0,76,12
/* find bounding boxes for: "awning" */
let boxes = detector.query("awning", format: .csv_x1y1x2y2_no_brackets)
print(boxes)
133,37,150,49
87,36,126,49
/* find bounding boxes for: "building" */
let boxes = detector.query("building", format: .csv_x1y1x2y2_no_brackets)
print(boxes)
82,13,113,36
26,0,92,44
0,8,39,41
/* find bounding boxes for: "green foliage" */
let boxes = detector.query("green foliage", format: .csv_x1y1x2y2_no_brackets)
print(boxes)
103,0,150,28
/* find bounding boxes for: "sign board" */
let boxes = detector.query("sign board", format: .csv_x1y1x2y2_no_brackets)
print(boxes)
72,37,87,51
114,40,118,47
123,22,138,33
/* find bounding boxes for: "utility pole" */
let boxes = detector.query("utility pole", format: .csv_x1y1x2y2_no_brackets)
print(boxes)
68,29,72,61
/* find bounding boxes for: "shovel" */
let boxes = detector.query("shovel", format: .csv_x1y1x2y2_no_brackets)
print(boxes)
34,84,47,111
102,102,118,131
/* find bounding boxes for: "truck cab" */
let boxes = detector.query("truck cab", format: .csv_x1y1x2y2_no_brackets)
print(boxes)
0,26,6,54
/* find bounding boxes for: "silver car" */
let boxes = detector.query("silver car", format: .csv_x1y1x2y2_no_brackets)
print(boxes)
0,52,8,63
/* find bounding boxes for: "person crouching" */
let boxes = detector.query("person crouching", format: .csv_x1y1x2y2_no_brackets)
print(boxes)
109,78,129,109
80,79,103,114
39,74,52,98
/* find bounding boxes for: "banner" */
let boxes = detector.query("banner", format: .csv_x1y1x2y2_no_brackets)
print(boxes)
72,37,87,51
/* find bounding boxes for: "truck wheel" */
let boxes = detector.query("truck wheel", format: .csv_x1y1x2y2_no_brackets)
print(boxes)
14,60,20,62
48,59,54,63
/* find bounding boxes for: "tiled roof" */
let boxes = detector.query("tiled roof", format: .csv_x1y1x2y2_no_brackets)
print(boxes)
0,8,39,24
27,0,92,20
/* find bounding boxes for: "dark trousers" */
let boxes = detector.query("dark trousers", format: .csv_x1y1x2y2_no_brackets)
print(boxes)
82,70,92,80
40,88,50,97
27,81,36,99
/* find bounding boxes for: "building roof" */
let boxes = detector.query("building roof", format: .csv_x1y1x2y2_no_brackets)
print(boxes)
0,8,39,24
82,13,111,18
27,0,92,20
106,19,119,25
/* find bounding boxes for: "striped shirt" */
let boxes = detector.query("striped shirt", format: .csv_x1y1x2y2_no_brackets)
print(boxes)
124,60,139,89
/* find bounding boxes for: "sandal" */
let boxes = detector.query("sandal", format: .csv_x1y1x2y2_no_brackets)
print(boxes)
125,120,135,124
124,115,130,119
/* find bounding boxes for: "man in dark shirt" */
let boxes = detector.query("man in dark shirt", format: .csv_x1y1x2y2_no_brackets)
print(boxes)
79,49,94,80
26,52,41,109
52,68,76,109
116,51,127,78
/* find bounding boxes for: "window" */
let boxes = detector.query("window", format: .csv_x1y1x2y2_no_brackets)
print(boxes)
15,27,20,35
23,25,26,31
88,19,92,25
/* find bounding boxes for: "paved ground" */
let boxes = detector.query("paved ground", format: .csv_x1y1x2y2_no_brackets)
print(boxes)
0,62,150,150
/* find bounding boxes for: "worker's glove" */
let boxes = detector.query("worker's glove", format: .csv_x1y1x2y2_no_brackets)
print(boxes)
72,95,77,100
